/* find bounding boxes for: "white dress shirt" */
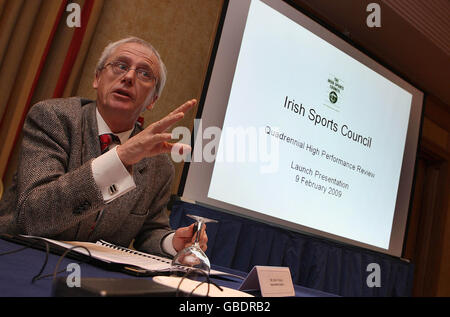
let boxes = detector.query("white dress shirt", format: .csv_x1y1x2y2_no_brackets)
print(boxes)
91,108,177,256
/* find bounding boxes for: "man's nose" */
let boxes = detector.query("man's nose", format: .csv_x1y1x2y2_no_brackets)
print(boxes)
121,69,136,85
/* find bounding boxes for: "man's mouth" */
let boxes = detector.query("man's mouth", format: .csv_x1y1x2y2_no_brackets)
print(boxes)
112,88,134,100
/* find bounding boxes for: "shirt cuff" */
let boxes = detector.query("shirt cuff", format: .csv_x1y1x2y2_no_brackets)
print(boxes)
91,146,136,203
161,232,177,257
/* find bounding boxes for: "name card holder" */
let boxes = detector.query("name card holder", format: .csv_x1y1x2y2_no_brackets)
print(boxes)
239,266,295,297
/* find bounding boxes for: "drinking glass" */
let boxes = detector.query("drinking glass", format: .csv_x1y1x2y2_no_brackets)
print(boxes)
171,214,218,274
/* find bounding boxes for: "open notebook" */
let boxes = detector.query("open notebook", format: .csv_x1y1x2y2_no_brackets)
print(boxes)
18,235,240,279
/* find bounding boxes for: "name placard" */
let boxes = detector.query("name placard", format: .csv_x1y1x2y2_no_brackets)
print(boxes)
239,266,295,297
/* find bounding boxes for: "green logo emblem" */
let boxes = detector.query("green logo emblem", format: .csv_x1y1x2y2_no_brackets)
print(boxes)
329,91,338,104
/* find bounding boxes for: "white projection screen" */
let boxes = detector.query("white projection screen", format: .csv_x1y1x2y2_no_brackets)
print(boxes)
177,0,424,257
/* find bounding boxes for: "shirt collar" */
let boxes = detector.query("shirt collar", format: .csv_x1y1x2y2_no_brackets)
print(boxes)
96,107,134,145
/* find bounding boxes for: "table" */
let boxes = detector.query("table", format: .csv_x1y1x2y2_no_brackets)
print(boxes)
0,237,336,297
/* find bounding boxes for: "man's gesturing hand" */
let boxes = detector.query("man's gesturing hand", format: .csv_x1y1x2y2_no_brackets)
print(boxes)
116,99,196,168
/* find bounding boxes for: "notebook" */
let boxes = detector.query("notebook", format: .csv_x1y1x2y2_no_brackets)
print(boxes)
17,235,237,278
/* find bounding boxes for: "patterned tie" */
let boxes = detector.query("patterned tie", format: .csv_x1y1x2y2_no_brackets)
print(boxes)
99,133,121,154
137,116,144,127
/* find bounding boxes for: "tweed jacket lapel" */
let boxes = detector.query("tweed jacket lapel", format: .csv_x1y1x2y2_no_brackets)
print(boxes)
81,101,101,163
75,101,102,240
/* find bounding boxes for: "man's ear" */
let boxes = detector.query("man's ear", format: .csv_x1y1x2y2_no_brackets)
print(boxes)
145,94,158,111
93,71,99,89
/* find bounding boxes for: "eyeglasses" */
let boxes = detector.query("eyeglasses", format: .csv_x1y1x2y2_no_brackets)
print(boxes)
103,61,157,83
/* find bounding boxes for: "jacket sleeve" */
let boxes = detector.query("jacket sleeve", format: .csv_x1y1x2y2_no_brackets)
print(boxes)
15,102,105,237
133,156,175,257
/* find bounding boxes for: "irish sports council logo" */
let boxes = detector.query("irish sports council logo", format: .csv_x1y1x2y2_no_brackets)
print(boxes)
325,75,344,112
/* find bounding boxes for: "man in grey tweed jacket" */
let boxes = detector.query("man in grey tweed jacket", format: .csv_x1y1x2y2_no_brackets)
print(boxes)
0,37,204,257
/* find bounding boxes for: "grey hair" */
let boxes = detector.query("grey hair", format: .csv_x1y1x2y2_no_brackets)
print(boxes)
96,36,167,99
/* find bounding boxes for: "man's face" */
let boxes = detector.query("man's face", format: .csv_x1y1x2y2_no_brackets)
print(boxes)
93,42,160,131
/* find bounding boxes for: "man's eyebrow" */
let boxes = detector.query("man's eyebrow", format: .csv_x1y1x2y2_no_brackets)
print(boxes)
113,55,153,70
113,55,132,63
